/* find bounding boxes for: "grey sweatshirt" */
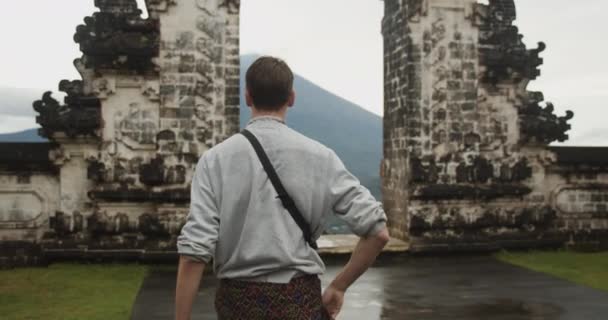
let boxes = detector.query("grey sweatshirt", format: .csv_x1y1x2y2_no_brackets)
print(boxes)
177,116,387,283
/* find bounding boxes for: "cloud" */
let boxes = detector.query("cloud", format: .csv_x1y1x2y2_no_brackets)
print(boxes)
566,128,608,146
0,114,37,134
546,94,608,146
0,87,43,117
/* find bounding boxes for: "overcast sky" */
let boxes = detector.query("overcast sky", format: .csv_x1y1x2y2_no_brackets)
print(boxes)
0,0,605,145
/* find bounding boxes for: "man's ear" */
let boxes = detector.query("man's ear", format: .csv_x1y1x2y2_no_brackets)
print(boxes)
287,90,296,108
245,89,254,108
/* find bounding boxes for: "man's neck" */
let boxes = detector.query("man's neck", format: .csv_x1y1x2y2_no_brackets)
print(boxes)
250,108,287,122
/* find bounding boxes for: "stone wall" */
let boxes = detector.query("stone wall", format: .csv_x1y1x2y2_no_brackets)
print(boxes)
546,147,608,249
0,143,58,267
0,144,59,242
382,0,411,240
382,0,608,251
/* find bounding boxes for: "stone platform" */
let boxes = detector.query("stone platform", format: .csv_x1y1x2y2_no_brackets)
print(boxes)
317,235,409,254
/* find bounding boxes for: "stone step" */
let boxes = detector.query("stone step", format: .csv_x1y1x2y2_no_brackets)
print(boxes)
317,235,409,255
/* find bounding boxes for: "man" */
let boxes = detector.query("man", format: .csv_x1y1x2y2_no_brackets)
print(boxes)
175,56,389,320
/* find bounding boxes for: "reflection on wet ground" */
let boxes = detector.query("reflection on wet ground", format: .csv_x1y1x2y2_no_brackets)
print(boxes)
132,255,608,320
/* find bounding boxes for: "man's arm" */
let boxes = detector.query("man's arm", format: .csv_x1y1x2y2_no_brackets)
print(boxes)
323,150,390,319
175,154,219,320
175,256,206,320
330,227,389,291
322,228,389,319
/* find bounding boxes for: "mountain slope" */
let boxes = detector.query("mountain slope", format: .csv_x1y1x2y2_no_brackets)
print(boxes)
0,128,46,142
240,55,382,197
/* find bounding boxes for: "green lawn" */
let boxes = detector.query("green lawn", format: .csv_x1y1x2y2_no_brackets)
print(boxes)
497,251,608,292
0,264,149,320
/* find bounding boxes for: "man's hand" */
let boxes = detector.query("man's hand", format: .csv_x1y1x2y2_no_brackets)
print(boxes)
322,284,345,319
175,256,206,320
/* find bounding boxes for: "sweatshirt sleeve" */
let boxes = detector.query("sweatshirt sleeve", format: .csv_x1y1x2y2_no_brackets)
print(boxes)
327,150,387,237
177,153,219,263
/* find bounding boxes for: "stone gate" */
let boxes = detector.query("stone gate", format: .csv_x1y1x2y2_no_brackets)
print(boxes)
382,0,608,251
1,0,607,266
0,0,240,266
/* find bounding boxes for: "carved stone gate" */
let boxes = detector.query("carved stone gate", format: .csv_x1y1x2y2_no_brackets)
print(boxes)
0,0,240,265
382,0,608,251
1,0,608,266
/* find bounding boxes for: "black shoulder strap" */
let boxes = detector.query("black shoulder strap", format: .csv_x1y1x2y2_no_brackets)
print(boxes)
240,129,318,250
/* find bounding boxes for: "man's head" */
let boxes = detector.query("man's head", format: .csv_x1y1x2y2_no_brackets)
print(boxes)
245,56,295,112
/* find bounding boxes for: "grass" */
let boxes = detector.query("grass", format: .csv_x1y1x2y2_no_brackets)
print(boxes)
0,263,149,320
497,250,608,292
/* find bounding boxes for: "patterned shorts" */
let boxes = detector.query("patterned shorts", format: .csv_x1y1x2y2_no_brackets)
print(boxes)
215,275,330,320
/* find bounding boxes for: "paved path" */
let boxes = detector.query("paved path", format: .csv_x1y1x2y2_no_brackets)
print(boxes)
131,255,608,320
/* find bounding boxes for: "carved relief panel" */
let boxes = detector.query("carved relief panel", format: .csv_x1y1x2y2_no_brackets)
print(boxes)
406,0,529,189
158,0,240,158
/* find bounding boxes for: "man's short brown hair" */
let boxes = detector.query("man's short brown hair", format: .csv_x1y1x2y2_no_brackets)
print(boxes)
245,56,294,111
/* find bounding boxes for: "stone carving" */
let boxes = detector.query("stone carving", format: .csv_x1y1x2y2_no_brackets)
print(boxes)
474,1,575,145
33,90,101,138
477,0,544,84
88,187,190,203
50,211,84,235
74,0,159,72
409,205,557,236
87,159,106,183
519,92,574,144
139,156,165,186
92,78,116,98
409,154,533,199
0,193,43,222
86,211,130,235
139,156,187,186
142,81,160,101
139,213,170,236
555,187,608,215
413,184,532,201
114,102,158,146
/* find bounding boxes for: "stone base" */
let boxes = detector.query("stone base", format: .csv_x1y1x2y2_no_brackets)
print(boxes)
407,230,608,253
317,235,409,254
0,241,47,269
31,235,410,265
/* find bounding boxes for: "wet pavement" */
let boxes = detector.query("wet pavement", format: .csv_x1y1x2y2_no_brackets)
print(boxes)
131,254,608,320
